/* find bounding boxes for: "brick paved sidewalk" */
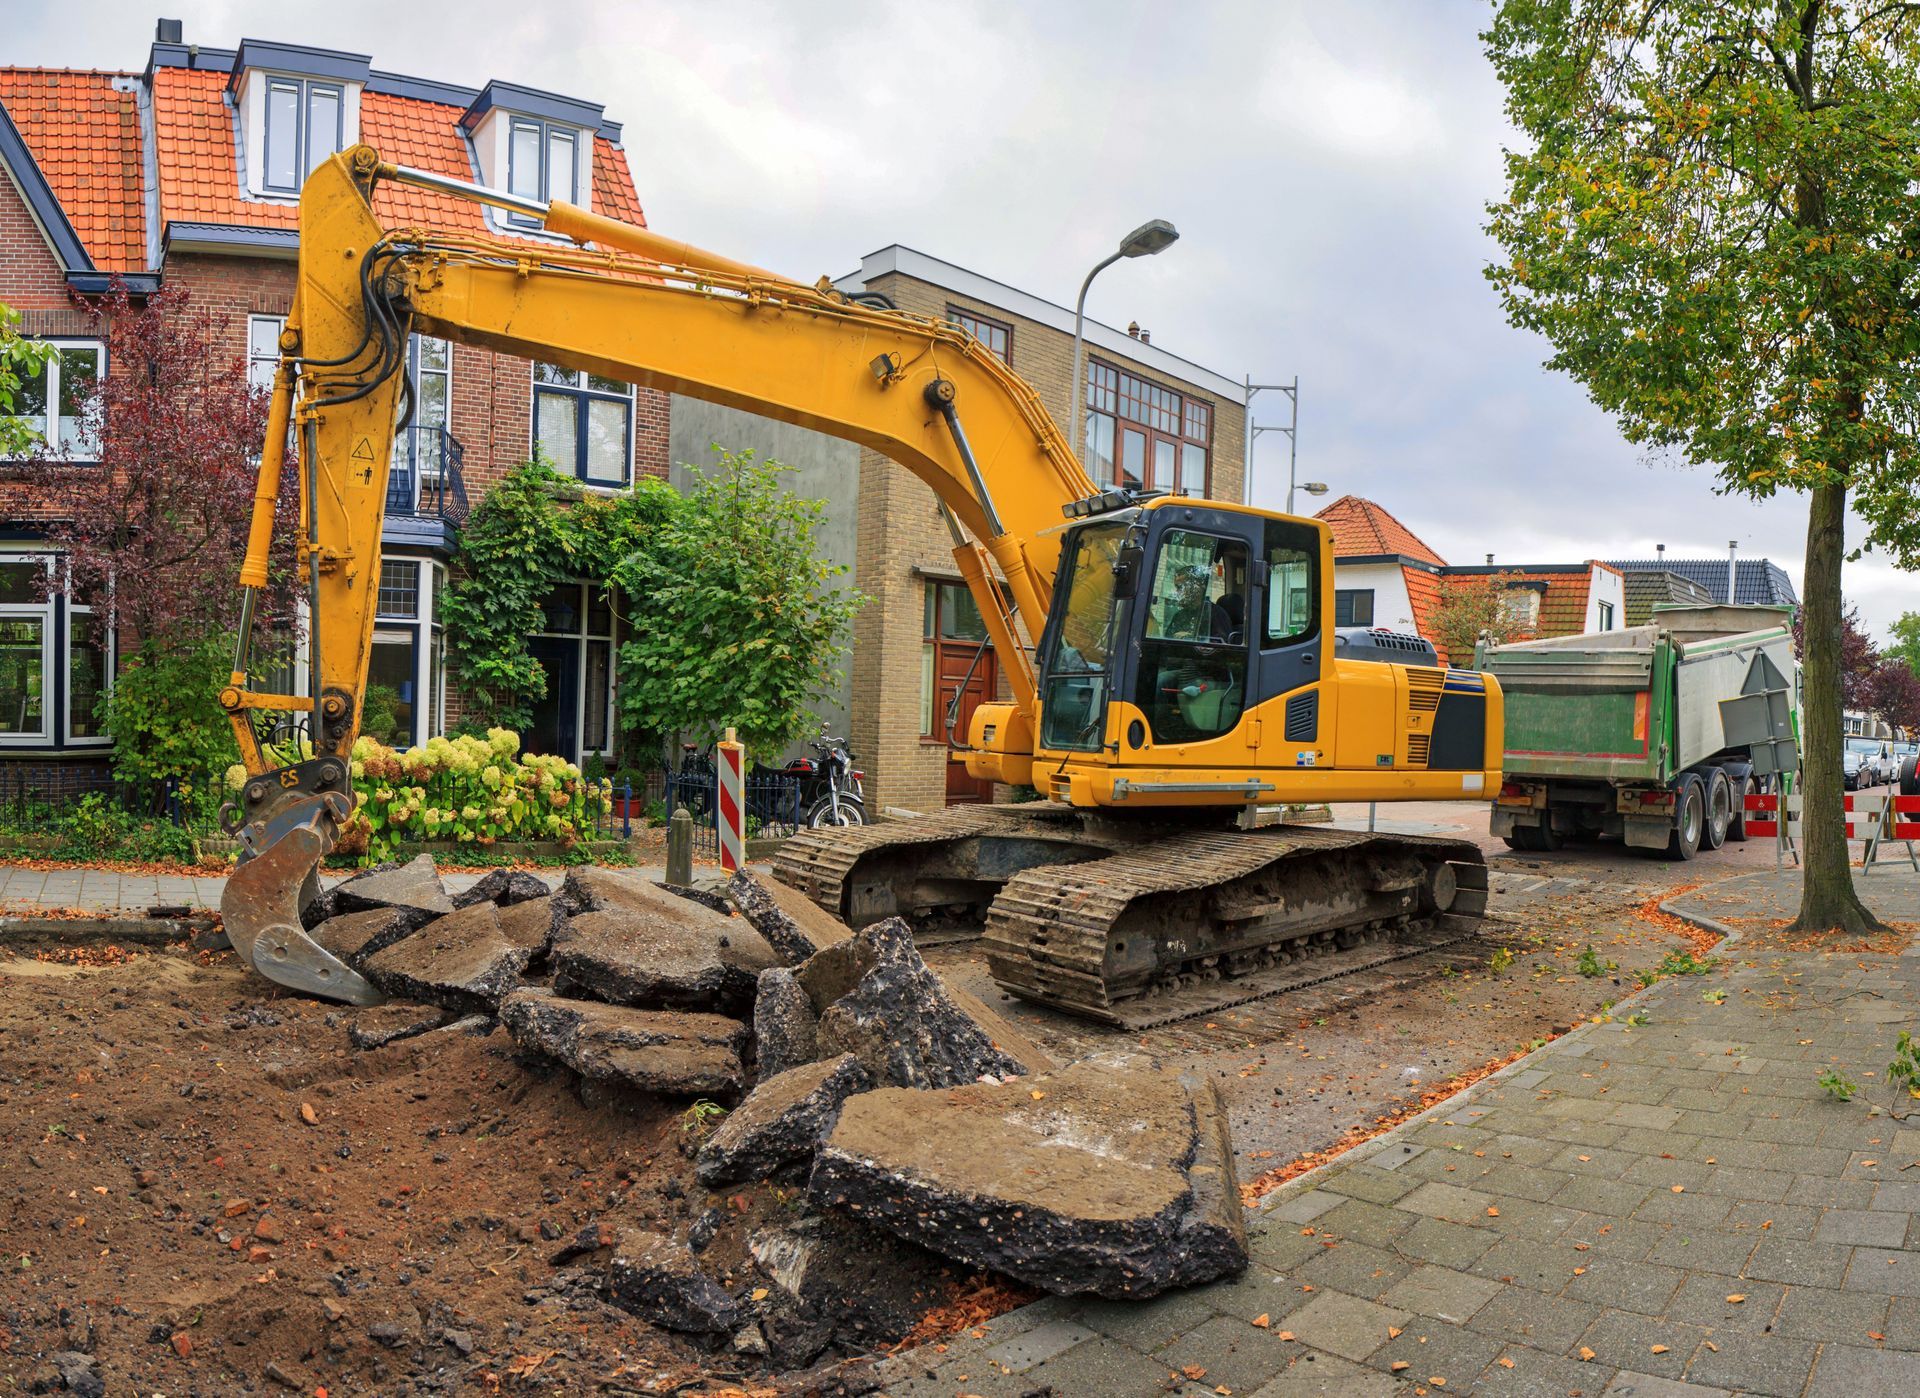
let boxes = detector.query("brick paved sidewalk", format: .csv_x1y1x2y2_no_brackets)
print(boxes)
878,868,1920,1396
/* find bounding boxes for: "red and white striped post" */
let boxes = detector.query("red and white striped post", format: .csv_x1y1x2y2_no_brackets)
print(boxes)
716,727,745,873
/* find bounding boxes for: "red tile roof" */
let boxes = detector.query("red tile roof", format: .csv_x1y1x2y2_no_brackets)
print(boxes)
149,65,646,241
1401,566,1447,661
0,69,146,273
1437,565,1609,648
1316,495,1448,566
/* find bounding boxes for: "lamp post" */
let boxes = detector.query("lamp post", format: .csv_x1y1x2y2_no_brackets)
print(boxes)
1245,376,1313,511
1071,220,1180,477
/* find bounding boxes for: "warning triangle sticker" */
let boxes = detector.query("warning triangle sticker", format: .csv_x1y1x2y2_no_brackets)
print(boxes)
351,437,375,461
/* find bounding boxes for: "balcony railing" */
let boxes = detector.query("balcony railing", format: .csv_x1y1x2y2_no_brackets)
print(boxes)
386,425,470,528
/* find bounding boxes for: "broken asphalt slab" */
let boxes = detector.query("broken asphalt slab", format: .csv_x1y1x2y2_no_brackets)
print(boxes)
811,1051,1246,1299
499,987,748,1097
695,1053,872,1187
319,853,455,926
729,870,853,963
449,866,552,909
551,889,779,1014
361,900,532,1013
606,1229,741,1336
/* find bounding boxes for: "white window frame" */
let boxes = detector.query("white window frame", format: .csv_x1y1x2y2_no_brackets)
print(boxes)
0,553,54,746
1597,599,1615,632
503,117,583,227
248,315,285,395
63,569,112,748
260,75,346,196
4,338,106,462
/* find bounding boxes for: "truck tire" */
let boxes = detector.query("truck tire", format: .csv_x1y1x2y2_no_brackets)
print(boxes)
1665,776,1704,861
1903,755,1920,798
1726,774,1752,843
1704,769,1733,851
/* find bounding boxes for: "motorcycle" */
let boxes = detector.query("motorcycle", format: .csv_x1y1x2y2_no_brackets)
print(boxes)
797,730,866,828
671,728,866,830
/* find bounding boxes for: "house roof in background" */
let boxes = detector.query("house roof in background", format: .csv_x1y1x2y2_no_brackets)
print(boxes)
1401,565,1446,659
1316,495,1448,566
1604,557,1798,608
0,69,145,273
1622,568,1715,625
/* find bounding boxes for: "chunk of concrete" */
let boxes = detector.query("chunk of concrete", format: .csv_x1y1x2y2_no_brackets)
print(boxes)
748,1214,957,1361
729,871,852,963
499,987,748,1097
346,1002,451,1051
556,864,660,916
753,967,819,1079
308,906,418,970
551,895,779,1014
662,880,735,917
330,853,455,922
451,867,552,909
801,917,1045,1089
361,900,531,1012
606,1229,741,1335
810,1052,1247,1299
695,1053,872,1187
497,895,567,961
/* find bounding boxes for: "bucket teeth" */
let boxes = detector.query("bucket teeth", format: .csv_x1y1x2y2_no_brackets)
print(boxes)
222,799,385,1007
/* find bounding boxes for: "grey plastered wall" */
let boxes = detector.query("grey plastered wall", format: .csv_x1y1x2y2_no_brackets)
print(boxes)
667,398,861,760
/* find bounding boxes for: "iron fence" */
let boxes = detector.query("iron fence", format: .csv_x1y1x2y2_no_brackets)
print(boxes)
660,765,805,853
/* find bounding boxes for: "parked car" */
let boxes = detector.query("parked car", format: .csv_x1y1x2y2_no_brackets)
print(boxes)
1843,736,1896,789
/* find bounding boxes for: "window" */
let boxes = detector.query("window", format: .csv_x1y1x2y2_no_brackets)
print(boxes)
262,76,345,195
1334,589,1375,627
1084,360,1212,495
248,316,284,393
365,558,445,747
1501,588,1541,628
506,118,581,225
401,335,452,482
6,341,103,458
1264,522,1318,647
1135,530,1249,742
1597,599,1615,632
533,363,632,485
0,554,107,746
531,580,618,759
378,560,420,618
947,307,1011,364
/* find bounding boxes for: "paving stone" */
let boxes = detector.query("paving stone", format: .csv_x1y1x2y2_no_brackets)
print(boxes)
1662,1272,1784,1332
981,1318,1096,1374
1466,1286,1602,1353
1150,1314,1296,1392
1075,1290,1220,1347
1320,1165,1418,1206
1314,1197,1416,1248
1021,1335,1194,1398
1644,1228,1757,1275
1367,1141,1429,1170
1392,1215,1498,1270
1600,1373,1728,1397
1470,1236,1582,1291
1245,1219,1326,1272
1743,1235,1854,1288
1245,1352,1394,1397
1266,1188,1343,1224
1395,1181,1497,1224
1362,1318,1505,1386
1680,1330,1818,1397
1721,1200,1820,1239
1562,1256,1687,1315
1843,1245,1920,1296
1805,1341,1920,1395
1574,1307,1706,1380
1696,1165,1795,1201
1558,1212,1663,1259
1475,1344,1622,1397
1816,1206,1910,1247
1379,1265,1503,1323
1294,1241,1412,1300
1770,1283,1889,1342
1279,1290,1411,1363
1634,1189,1739,1230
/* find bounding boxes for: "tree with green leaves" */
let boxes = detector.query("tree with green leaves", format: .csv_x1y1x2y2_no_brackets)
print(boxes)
1432,571,1530,666
0,302,53,459
1888,611,1920,677
1485,0,1920,932
613,449,863,758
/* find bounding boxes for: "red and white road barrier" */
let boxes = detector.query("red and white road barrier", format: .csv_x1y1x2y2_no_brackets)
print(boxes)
1743,789,1916,870
716,729,745,873
1895,795,1920,843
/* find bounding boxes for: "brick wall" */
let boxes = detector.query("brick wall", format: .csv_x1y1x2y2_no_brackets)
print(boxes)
847,268,1247,815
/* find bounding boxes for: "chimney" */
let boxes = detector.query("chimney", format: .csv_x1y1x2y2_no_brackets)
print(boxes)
1485,554,1494,566
1126,321,1140,339
1656,542,1665,560
155,17,183,42
1728,540,1738,604
1138,329,1150,344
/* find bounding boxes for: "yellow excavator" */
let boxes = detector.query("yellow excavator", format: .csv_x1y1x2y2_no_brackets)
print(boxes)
219,145,1504,1024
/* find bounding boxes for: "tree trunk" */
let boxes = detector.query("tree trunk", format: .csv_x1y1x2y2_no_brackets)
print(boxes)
1789,477,1885,934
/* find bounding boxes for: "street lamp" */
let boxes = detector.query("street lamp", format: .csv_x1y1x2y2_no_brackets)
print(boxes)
1070,220,1180,478
1246,379,1320,513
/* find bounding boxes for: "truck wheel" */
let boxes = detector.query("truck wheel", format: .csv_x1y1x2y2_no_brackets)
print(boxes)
1665,776,1704,861
1704,769,1732,850
1904,755,1920,798
1726,775,1752,843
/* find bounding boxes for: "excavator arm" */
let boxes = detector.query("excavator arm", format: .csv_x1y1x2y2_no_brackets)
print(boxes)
218,145,1096,1001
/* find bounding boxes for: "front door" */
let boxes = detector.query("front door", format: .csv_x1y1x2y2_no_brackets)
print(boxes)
939,642,999,804
526,636,578,760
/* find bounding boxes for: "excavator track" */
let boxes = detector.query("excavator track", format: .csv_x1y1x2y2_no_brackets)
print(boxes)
983,825,1487,1028
775,811,1488,1026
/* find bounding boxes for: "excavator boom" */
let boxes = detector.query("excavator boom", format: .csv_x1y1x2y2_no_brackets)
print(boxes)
220,146,1503,1021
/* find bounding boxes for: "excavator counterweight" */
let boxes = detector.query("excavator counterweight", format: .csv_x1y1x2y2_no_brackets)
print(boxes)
221,147,1503,1021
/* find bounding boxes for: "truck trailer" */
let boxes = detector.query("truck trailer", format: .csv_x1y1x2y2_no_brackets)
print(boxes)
1478,605,1797,861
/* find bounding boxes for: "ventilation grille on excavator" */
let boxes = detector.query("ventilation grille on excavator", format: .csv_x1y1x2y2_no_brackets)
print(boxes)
1406,668,1445,713
1406,734,1431,767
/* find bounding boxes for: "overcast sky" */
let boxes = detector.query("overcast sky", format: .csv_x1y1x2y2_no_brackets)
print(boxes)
18,1,1918,638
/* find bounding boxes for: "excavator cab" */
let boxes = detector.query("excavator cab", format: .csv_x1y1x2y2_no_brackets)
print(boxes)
1035,498,1322,761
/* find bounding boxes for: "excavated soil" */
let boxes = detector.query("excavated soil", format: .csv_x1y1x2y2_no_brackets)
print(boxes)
0,946,813,1397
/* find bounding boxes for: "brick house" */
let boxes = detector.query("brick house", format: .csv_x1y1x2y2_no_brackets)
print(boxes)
1315,495,1627,664
670,245,1248,815
0,25,660,771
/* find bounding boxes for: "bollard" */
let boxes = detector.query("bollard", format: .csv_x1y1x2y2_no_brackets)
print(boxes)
666,805,694,888
716,727,746,874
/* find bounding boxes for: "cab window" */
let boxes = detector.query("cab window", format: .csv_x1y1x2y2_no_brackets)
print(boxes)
1133,529,1249,743
1263,520,1318,647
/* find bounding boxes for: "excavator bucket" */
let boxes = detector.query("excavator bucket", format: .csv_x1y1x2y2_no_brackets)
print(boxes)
220,793,386,1006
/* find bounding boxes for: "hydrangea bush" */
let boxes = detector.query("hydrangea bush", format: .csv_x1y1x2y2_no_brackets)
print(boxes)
227,728,611,863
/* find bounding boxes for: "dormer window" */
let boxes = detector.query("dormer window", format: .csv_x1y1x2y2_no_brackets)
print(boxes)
263,77,345,194
505,118,579,225
230,41,369,201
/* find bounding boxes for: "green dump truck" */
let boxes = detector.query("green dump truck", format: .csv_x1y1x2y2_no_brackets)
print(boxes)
1477,605,1797,860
